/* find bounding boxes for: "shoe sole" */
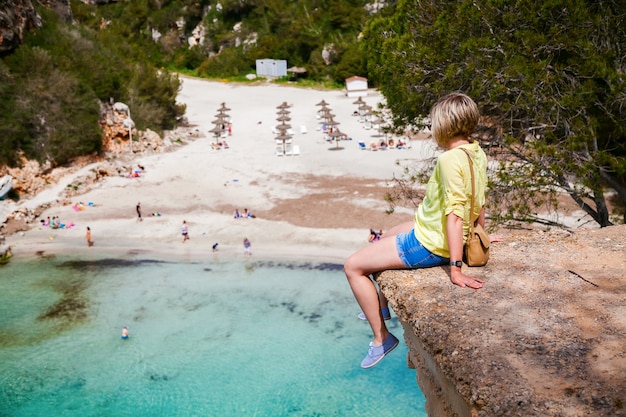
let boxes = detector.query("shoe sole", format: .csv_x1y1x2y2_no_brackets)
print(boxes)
361,338,399,369
358,313,392,321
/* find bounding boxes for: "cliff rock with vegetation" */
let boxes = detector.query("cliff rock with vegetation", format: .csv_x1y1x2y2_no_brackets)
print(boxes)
0,0,185,177
0,0,40,53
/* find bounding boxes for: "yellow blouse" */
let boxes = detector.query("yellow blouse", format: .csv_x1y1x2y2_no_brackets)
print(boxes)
413,142,487,258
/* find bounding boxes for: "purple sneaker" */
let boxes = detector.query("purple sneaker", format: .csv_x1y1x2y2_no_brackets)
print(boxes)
360,333,399,369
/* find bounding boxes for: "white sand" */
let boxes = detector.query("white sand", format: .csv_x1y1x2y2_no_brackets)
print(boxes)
6,77,437,263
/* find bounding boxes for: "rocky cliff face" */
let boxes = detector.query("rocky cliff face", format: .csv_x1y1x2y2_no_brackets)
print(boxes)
0,0,40,54
99,101,171,155
38,0,72,22
0,0,72,54
376,226,626,417
6,117,173,198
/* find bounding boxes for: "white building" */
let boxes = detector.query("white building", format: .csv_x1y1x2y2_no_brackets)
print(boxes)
345,75,368,97
256,59,288,78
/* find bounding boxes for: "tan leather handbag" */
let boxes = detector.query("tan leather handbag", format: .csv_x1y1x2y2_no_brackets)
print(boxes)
459,148,490,266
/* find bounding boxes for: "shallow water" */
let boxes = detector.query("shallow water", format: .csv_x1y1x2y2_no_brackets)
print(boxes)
0,255,426,416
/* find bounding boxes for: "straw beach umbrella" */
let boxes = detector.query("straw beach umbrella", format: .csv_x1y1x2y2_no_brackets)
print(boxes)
371,117,386,137
328,128,346,150
275,132,293,155
211,117,228,126
359,103,371,111
275,121,292,132
208,125,224,140
317,104,330,115
318,110,336,127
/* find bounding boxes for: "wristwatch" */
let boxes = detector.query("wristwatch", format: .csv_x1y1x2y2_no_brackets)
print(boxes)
449,260,463,267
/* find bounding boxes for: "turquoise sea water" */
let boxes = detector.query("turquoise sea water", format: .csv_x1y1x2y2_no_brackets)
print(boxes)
0,255,426,417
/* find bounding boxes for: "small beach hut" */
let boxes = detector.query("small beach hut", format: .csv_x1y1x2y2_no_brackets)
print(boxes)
256,59,288,78
345,76,368,98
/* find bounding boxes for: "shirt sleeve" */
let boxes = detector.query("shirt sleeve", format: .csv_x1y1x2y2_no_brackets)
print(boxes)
440,151,468,219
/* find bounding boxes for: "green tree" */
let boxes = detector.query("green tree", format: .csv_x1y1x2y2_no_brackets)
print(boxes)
363,0,626,227
2,46,101,166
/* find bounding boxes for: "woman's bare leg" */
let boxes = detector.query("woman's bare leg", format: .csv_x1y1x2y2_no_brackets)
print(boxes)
344,235,406,345
380,220,414,239
365,221,414,313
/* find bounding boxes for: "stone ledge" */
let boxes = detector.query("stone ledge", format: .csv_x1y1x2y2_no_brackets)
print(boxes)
376,225,625,417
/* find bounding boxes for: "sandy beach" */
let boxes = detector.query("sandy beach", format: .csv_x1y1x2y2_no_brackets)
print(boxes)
4,77,438,263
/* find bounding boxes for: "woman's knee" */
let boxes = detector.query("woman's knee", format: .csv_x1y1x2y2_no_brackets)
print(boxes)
344,254,362,280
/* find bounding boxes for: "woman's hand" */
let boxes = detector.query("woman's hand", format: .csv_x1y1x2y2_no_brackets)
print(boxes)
450,268,484,289
489,234,503,243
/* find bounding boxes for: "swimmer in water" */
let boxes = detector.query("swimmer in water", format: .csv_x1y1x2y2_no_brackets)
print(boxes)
121,326,129,340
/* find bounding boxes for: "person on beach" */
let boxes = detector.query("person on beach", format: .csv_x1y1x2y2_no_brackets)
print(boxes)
344,93,488,369
85,226,93,247
182,220,189,242
244,208,255,218
121,326,129,340
243,237,251,256
136,202,142,221
368,228,382,242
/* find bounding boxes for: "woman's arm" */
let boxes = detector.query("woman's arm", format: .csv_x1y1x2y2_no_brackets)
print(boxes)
478,206,503,243
477,206,485,228
446,213,484,289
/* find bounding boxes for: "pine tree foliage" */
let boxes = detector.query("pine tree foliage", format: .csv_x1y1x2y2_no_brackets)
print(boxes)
363,0,626,226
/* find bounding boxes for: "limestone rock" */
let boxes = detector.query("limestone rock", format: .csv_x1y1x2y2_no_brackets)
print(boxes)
100,101,136,154
0,0,41,54
321,43,335,66
0,0,73,54
6,159,51,197
37,0,72,22
79,0,116,4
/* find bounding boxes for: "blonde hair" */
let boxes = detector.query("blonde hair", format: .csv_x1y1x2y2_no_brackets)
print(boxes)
429,93,479,147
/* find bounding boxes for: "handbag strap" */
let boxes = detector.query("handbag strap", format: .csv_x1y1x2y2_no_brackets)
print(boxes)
459,147,476,235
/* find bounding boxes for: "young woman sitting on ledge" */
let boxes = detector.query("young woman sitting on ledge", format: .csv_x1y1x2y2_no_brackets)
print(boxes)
344,92,488,369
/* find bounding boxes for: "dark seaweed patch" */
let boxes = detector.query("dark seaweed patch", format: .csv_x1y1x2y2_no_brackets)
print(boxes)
304,312,322,323
250,261,343,271
38,278,89,323
57,258,167,272
281,301,297,313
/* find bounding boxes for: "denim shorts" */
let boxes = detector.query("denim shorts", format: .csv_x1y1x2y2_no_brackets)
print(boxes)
396,229,448,268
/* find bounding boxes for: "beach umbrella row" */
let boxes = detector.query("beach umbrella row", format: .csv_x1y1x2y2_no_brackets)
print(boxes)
354,97,374,125
352,97,390,144
315,100,346,150
275,102,293,155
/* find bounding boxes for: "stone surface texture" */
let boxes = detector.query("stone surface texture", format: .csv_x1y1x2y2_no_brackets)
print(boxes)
377,226,625,417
